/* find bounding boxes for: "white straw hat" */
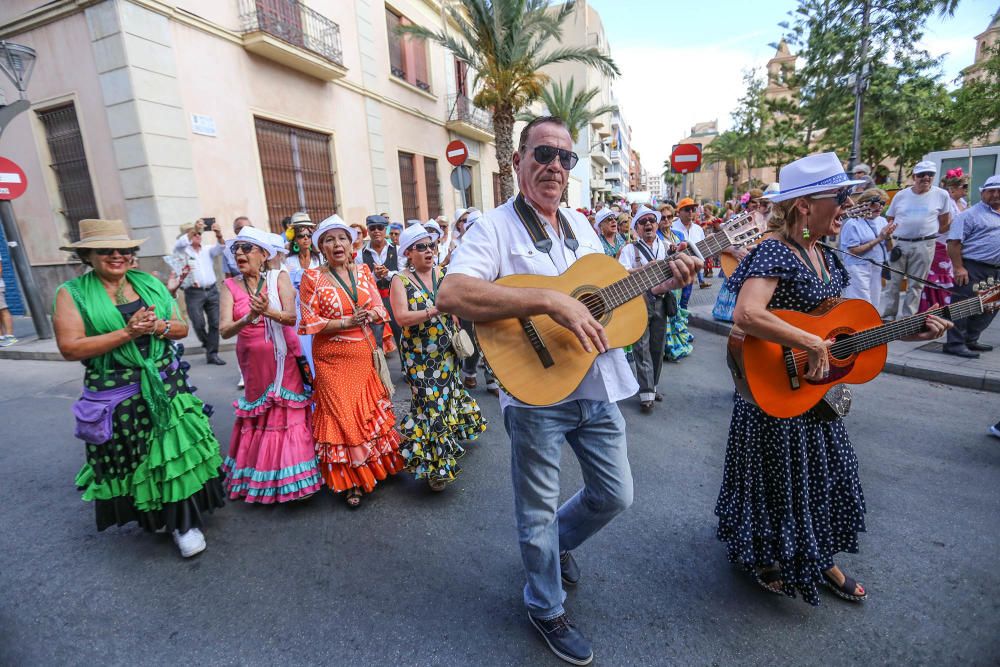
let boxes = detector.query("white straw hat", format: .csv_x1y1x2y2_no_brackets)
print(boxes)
312,214,356,247
631,205,661,229
398,224,433,256
764,152,866,202
226,226,276,259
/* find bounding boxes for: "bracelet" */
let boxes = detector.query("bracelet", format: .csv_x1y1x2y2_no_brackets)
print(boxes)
156,319,172,339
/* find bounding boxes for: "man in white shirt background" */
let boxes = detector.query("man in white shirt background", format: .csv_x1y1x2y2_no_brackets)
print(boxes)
173,219,226,365
438,116,699,666
671,197,710,307
880,160,952,320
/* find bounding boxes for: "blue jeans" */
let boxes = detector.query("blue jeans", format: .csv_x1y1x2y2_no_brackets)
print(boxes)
503,399,634,620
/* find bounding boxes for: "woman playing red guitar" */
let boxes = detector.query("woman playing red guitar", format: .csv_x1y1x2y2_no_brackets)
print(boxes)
714,153,951,605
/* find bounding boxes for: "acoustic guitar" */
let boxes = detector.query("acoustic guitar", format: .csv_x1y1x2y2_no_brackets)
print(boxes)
475,212,767,406
726,281,1000,419
719,203,875,277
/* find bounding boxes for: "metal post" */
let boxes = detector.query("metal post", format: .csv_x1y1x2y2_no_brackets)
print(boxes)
682,173,688,198
847,0,871,171
0,199,52,338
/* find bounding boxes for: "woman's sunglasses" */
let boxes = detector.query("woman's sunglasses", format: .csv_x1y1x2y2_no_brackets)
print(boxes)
533,145,579,170
295,232,311,240
810,188,852,206
95,247,138,257
231,242,260,255
412,242,438,252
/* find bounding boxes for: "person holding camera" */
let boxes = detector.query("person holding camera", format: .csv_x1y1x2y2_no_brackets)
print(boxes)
173,218,226,365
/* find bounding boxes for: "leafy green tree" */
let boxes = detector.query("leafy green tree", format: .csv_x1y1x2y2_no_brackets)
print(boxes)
703,131,745,193
952,42,1000,146
399,0,619,201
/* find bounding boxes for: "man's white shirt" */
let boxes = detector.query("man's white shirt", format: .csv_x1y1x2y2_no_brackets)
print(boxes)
173,236,224,288
446,196,639,411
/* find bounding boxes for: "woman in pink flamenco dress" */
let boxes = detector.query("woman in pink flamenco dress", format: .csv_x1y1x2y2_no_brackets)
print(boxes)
218,229,321,503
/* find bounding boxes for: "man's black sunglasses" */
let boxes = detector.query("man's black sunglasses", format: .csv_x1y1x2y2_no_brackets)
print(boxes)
95,247,138,257
533,145,579,170
368,224,387,232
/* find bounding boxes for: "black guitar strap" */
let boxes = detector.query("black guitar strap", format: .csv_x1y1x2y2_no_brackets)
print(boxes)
512,194,579,260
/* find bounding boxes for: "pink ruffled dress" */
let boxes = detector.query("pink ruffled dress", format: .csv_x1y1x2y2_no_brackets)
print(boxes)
222,277,322,503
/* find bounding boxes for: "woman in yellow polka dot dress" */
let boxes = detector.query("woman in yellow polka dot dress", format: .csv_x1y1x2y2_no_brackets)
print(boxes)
390,224,486,491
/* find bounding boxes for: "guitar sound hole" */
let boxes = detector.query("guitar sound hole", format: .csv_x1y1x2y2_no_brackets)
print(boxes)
830,332,853,361
577,291,606,319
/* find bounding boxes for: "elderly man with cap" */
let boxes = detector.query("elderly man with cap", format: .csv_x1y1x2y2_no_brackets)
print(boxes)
880,160,952,321
944,175,1000,359
672,197,711,302
851,163,877,193
619,205,674,413
357,214,402,350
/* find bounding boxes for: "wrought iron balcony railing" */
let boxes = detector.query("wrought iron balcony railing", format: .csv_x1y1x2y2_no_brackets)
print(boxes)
239,0,344,67
447,94,493,135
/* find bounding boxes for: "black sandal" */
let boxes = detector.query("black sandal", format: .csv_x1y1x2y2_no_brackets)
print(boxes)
345,488,362,509
754,566,784,595
822,571,868,602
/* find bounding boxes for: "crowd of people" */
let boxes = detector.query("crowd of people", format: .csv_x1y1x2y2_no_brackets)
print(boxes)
47,111,993,666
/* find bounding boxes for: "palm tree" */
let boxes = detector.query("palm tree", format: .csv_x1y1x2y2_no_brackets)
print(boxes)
660,159,682,200
703,131,744,195
399,0,619,201
518,78,618,203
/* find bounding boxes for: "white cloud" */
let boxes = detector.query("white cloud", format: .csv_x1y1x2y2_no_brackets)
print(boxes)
612,43,772,173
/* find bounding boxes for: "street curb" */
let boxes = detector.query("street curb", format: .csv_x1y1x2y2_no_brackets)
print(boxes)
0,341,236,362
687,312,998,394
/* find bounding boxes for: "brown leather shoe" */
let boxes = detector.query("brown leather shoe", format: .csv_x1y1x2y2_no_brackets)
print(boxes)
463,376,477,389
640,401,654,413
654,392,664,402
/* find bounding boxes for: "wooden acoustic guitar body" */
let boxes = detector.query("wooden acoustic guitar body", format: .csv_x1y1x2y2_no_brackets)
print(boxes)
728,298,887,418
474,253,648,406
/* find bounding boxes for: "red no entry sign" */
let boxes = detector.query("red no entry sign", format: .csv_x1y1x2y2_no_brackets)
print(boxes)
446,140,469,166
0,157,27,200
670,143,702,174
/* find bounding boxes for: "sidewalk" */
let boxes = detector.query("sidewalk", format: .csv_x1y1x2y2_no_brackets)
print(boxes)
0,316,234,361
684,276,1000,393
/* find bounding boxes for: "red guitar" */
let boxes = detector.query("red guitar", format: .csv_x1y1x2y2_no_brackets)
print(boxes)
727,281,1000,419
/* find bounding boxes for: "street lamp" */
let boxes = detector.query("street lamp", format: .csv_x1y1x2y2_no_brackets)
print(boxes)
0,40,52,339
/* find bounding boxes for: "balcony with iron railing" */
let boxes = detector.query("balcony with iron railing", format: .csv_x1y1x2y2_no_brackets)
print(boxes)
446,94,494,142
238,0,347,81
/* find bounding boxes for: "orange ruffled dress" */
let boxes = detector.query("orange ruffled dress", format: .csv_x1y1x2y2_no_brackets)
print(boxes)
298,265,404,494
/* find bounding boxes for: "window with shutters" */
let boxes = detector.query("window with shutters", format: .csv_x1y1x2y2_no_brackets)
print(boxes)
423,157,441,217
37,104,100,244
254,117,337,232
385,7,431,92
493,172,503,208
398,152,419,221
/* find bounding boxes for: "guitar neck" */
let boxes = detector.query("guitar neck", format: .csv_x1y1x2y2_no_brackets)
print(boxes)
839,296,983,354
600,234,728,310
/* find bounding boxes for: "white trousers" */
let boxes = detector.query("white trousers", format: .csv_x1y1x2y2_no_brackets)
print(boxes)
843,262,882,312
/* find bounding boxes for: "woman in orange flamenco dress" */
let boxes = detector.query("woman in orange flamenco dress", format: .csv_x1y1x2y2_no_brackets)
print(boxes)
298,216,404,508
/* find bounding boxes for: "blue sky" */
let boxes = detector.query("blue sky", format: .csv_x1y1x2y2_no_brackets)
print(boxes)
587,0,997,172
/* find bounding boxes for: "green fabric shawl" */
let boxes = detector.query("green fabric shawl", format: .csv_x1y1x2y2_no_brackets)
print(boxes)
59,270,179,431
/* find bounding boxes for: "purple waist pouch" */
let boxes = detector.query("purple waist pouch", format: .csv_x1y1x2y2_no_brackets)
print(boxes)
72,361,178,444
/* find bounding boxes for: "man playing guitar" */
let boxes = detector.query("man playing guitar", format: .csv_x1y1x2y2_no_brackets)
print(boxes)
437,117,699,665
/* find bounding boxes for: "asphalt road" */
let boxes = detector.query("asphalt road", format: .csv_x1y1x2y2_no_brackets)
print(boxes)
1,328,998,666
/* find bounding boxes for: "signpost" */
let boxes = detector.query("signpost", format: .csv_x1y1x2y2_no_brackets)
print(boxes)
447,140,471,208
0,155,51,338
670,143,702,198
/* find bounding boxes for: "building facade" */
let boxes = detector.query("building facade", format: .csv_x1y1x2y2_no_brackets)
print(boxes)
605,102,631,198
0,0,498,302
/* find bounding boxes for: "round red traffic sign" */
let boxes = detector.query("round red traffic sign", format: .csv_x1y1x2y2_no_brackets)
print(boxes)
0,157,27,200
670,143,702,174
446,140,469,167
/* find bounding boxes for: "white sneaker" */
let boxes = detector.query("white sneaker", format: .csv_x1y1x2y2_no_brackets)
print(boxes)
0,335,14,347
172,527,206,558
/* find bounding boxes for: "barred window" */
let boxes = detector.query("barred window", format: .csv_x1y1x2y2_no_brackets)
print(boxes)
37,104,99,244
423,157,441,217
254,117,337,232
398,151,419,221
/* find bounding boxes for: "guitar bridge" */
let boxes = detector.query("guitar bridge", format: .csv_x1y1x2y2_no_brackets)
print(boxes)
782,347,800,390
520,318,555,368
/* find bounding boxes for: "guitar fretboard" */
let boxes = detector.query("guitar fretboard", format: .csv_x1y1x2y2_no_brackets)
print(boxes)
598,234,724,311
833,296,983,355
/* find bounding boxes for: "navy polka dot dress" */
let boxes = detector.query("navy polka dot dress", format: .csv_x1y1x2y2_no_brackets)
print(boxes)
715,238,866,605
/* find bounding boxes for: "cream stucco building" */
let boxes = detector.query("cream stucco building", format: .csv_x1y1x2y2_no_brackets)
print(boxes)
0,0,499,302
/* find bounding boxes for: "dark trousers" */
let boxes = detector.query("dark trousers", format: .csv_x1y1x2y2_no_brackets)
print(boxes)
184,285,220,356
945,258,1000,351
632,296,668,401
372,294,403,353
460,318,496,384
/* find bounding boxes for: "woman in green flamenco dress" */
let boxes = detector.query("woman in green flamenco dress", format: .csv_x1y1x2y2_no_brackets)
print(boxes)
54,219,225,558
